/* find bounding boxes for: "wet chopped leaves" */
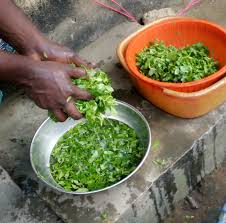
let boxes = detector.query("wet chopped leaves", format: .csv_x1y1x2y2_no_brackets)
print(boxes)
152,139,160,150
49,68,115,123
100,212,108,221
153,158,167,168
72,69,115,123
136,41,218,83
50,119,144,192
184,215,195,219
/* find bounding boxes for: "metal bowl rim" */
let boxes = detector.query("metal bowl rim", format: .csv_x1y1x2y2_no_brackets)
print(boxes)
30,100,151,195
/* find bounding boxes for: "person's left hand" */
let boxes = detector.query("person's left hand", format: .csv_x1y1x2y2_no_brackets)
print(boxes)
24,37,95,68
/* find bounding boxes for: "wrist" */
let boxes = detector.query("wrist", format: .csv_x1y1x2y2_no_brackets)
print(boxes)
0,52,37,85
19,31,48,58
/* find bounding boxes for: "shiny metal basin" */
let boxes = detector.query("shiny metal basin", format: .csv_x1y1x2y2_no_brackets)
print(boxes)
30,100,151,195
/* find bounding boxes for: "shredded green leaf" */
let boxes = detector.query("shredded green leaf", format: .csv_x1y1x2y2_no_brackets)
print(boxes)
72,69,116,123
152,139,160,150
136,41,218,83
50,119,144,192
184,215,194,219
48,111,59,122
100,212,108,221
153,158,167,168
49,68,115,123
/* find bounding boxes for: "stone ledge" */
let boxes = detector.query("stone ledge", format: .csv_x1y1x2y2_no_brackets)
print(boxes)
119,115,226,223
1,1,226,222
0,166,62,223
14,0,177,50
36,18,226,222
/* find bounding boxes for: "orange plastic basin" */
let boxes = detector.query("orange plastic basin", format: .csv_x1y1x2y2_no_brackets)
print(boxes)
117,17,226,118
125,18,226,92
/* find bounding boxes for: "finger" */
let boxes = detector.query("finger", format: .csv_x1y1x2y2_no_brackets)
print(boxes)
68,67,86,78
52,109,68,122
72,86,93,100
25,91,47,109
28,52,42,61
64,101,83,120
70,54,96,69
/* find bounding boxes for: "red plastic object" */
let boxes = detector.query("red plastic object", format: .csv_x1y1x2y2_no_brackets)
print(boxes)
125,18,226,92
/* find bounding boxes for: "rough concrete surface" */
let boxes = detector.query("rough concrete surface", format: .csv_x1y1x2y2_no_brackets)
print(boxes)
165,161,226,223
15,0,220,50
30,1,226,221
14,0,201,51
0,166,62,223
15,0,166,50
0,94,62,222
0,0,226,223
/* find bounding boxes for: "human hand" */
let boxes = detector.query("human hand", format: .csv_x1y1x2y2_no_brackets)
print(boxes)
25,37,95,68
24,60,92,122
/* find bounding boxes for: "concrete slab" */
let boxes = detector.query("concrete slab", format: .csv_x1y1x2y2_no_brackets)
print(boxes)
16,0,215,51
184,0,226,27
15,0,166,50
36,57,226,221
0,96,62,222
0,0,226,223
0,166,62,223
0,93,46,174
35,2,226,221
165,161,226,223
14,0,226,51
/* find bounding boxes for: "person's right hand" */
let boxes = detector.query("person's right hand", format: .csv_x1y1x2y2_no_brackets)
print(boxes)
24,61,92,122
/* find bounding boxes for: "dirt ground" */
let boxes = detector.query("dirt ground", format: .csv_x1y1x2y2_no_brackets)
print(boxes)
165,161,226,223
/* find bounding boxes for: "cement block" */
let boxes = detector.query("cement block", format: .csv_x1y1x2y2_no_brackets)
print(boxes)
203,129,216,175
37,15,226,223
214,118,226,167
1,1,226,223
15,0,166,50
0,166,61,223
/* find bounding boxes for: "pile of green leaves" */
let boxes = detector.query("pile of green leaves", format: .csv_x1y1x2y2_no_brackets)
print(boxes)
50,119,144,192
49,68,115,123
136,41,218,83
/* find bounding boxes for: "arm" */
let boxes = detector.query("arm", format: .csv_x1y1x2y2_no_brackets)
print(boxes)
0,51,92,121
0,1,95,121
0,0,94,66
0,0,43,56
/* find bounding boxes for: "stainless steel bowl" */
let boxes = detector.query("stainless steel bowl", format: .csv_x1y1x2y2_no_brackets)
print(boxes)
30,100,151,195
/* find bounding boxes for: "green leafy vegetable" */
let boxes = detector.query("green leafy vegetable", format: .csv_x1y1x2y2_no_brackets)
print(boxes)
184,215,194,219
152,139,160,150
48,111,59,122
49,68,115,123
50,119,144,192
136,41,218,83
72,69,115,123
100,212,108,221
153,158,167,168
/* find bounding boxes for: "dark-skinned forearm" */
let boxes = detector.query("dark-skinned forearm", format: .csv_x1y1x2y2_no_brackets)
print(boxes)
0,0,45,55
0,51,35,85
